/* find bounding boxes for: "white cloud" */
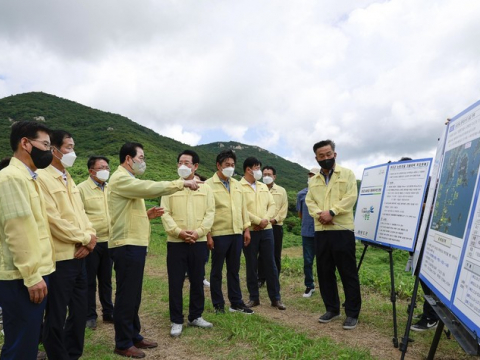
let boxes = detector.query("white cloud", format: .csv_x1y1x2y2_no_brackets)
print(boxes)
221,125,248,143
159,124,201,146
1,0,480,178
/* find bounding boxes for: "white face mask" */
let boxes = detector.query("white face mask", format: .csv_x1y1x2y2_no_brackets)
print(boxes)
252,169,262,181
177,165,192,179
221,167,235,178
96,170,110,182
307,177,312,184
60,151,77,168
131,159,146,176
263,176,274,185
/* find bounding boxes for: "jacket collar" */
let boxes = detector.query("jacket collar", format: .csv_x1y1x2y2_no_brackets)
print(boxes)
45,164,69,179
9,157,35,180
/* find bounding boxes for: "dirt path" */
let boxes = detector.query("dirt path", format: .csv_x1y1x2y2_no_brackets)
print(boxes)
248,299,423,360
87,248,465,360
91,286,425,360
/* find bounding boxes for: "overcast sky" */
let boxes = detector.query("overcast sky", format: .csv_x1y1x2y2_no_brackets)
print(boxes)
1,0,480,178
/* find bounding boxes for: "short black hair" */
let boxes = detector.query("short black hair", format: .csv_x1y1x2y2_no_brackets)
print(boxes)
87,156,110,170
313,139,336,153
216,149,236,165
262,165,276,175
10,120,51,152
177,149,200,164
399,157,412,162
243,156,261,172
50,130,73,150
119,142,143,164
0,157,11,170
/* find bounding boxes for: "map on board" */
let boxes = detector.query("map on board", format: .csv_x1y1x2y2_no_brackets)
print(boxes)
430,138,480,239
419,99,480,341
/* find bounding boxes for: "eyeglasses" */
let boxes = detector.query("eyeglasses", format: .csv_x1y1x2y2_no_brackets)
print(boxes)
28,139,53,151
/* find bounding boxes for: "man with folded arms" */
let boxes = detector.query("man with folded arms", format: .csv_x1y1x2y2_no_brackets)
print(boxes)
205,149,252,315
109,143,199,358
161,150,215,337
0,121,55,359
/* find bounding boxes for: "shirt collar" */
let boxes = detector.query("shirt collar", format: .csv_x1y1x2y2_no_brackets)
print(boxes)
90,176,106,190
52,165,66,177
320,165,335,176
22,163,37,180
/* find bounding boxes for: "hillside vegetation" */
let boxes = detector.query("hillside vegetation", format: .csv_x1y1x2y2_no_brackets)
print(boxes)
0,92,308,192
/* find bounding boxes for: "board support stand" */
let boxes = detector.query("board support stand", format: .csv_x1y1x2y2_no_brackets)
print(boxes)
400,287,480,359
357,240,398,348
425,294,480,359
399,269,421,359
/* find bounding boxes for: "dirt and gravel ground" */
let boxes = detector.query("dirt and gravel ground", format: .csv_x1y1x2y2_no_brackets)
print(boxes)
85,248,466,360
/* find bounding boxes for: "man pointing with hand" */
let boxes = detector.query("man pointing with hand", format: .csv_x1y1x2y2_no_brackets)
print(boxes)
108,143,199,358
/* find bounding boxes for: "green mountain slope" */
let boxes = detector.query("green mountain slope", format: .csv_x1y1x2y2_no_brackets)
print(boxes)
0,92,307,191
197,142,308,191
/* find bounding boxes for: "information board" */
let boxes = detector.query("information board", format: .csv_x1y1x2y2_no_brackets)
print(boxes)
413,126,447,273
355,158,432,251
420,99,480,339
353,164,387,241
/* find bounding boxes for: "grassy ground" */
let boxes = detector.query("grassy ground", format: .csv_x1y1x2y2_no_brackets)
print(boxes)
0,217,470,359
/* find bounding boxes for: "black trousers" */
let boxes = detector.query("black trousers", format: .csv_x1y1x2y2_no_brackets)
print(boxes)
258,225,283,281
86,241,114,320
210,234,244,307
420,279,439,321
0,276,49,360
43,259,87,360
243,229,280,302
315,230,361,318
167,241,207,324
110,245,146,350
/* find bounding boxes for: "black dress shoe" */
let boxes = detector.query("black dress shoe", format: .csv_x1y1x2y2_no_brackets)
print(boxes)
114,346,145,358
246,300,260,308
103,314,114,323
271,300,286,310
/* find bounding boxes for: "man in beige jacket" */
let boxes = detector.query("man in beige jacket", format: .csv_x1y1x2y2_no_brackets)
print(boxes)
161,150,215,337
38,130,97,359
78,156,114,330
0,121,55,359
108,142,198,358
258,165,288,285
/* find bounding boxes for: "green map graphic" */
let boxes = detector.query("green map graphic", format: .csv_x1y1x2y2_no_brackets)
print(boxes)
431,137,480,238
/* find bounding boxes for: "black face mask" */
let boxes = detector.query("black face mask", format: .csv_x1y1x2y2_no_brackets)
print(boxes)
28,144,53,169
318,158,335,170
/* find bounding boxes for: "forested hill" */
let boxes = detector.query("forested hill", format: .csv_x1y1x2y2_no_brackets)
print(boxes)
0,92,308,191
197,142,309,191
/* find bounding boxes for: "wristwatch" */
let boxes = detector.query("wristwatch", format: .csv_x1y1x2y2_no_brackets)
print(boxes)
329,210,335,217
